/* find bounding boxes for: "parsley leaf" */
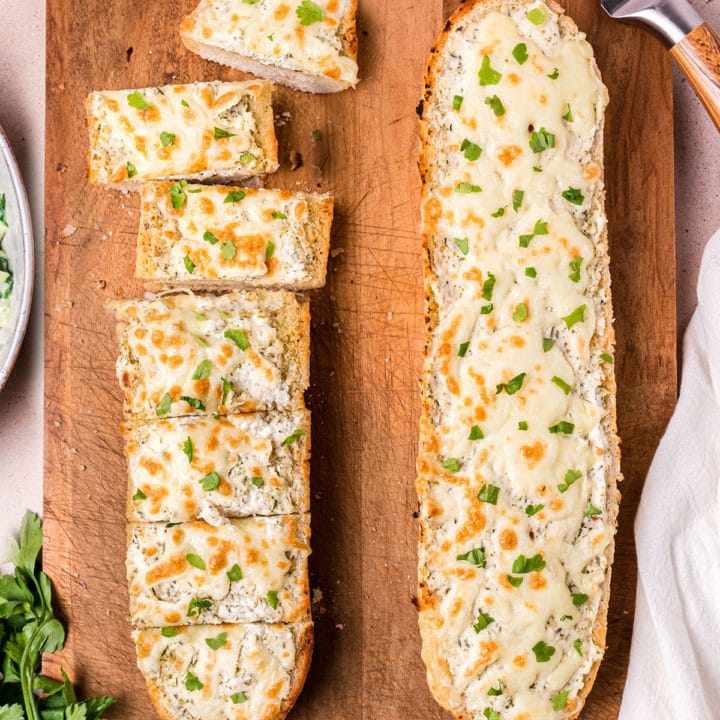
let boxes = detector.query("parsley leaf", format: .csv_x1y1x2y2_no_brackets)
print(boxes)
127,91,150,110
512,553,546,573
186,554,205,570
221,240,237,261
159,131,175,147
296,0,324,25
512,303,528,322
569,256,583,282
484,95,505,116
156,393,173,418
455,237,469,255
266,589,279,609
552,691,569,710
185,672,203,691
473,612,495,632
548,420,574,435
161,627,180,637
441,458,461,473
532,640,555,662
214,127,236,139
169,180,188,209
205,632,227,650
203,230,220,245
183,437,194,463
456,548,486,567
180,396,206,411
562,187,584,205
478,55,502,85
453,95,464,110
551,375,571,394
227,564,243,582
525,503,544,516
200,471,221,492
512,189,524,212
224,328,249,350
282,429,306,446
455,182,482,193
526,7,546,24
558,468,582,492
512,42,529,64
562,304,586,328
478,484,500,505
496,372,526,395
461,139,482,161
529,127,555,153
468,425,484,440
224,190,246,204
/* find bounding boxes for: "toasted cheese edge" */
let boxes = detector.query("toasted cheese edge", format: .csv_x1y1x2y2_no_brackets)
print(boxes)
416,1,621,717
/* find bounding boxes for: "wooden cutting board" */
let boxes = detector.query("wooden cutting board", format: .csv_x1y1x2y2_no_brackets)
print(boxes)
43,0,677,717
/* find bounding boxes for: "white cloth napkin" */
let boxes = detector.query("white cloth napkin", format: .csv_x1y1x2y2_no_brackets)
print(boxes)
619,230,720,720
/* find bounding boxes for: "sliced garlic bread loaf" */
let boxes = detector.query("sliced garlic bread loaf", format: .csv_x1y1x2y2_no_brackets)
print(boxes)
124,410,310,523
127,516,310,627
416,1,620,718
134,622,312,720
137,182,333,290
86,80,277,185
114,290,309,420
180,0,358,93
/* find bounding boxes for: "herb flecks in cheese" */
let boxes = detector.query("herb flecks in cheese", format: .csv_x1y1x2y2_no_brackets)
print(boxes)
418,3,614,718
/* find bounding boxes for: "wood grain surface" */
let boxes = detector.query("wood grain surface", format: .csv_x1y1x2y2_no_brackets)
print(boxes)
43,0,677,718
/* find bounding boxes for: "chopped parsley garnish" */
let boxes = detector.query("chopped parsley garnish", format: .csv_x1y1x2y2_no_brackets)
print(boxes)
183,255,196,273
560,614,573,621
525,503,544,516
214,127,235,139
453,94,464,110
455,237,469,255
478,484,500,505
296,0,324,25
127,91,150,110
534,219,548,235
562,187,584,205
161,627,180,637
558,469,582,492
192,359,213,381
455,182,482,193
473,612,495,632
181,99,190,107
231,692,248,704
543,337,555,352
203,230,220,245
573,639,583,656
532,640,555,662
457,548,486,567
183,437,193,462
512,553,546,573
551,376,571,394
187,597,212,617
600,352,614,364
529,127,555,153
266,589,279,609
519,233,533,248
572,592,589,606
458,341,470,357
481,272,496,300
552,691,569,710
468,425,484,440
186,553,205,570
484,95,505,116
512,303,528,322
478,55,502,85
251,477,264,488
312,129,323,141
562,104,574,122
562,304,586,328
512,189,524,212
221,378,232,406
224,190,246,203
159,131,176,147
569,256,583,281
585,503,602,517
496,372,526,395
238,152,256,164
283,428,307,445
441,458,461,473
483,709,499,720
200,471,222,492
512,42,528,64
185,672,203,691
547,67,559,79
205,632,227,650
549,421,574,435
180,396,205,411
224,328,249,350
266,240,276,260
189,332,208,348
132,488,146,501
526,6,546,24
518,420,528,430
156,393,173,418
481,304,494,314
221,240,237,261
227,563,243,582
461,139,482,161
525,267,537,278
271,210,287,219
491,207,505,217
507,575,523,587
126,161,137,178
169,179,188,209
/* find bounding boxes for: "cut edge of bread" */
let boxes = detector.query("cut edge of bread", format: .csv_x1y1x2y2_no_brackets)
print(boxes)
133,621,314,720
180,0,358,94
416,0,621,718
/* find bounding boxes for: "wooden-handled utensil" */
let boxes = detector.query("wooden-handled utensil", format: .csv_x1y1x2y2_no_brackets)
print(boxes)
602,0,720,131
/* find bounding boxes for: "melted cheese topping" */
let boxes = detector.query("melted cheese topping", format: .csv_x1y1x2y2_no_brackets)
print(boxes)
181,0,358,87
418,4,616,719
138,182,331,288
124,411,310,522
135,622,308,720
115,291,308,419
127,516,310,627
86,80,277,184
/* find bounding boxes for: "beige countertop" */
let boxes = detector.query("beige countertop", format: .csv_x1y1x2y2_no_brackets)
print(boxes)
0,0,718,539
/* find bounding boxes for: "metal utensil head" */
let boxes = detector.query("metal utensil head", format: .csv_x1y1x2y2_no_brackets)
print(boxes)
601,0,702,47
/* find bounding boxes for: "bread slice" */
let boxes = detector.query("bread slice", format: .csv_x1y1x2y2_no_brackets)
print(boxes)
136,182,333,290
114,290,309,420
416,1,620,718
180,0,358,93
85,80,278,185
134,622,312,720
127,515,310,627
123,410,310,523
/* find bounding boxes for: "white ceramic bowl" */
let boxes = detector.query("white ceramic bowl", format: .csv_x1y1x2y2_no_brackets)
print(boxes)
0,123,34,391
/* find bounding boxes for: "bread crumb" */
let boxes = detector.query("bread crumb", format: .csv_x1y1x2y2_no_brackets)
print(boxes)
60,224,77,238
